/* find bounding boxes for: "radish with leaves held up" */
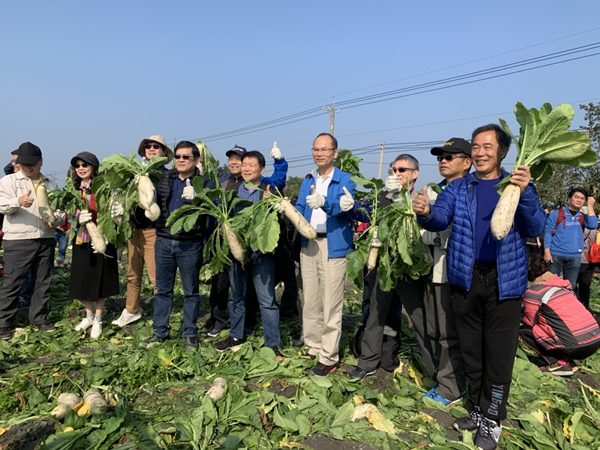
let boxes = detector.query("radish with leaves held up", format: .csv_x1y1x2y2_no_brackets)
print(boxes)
490,102,596,240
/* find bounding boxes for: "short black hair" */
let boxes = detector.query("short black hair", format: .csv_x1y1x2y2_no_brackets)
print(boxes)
314,133,338,149
174,141,200,158
471,124,511,151
568,187,588,200
242,150,265,169
528,253,548,282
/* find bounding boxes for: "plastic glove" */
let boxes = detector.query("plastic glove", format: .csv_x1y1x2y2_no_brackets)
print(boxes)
306,186,325,210
273,198,288,214
270,141,283,160
385,167,401,193
340,186,354,212
182,179,195,200
110,200,124,218
78,210,93,225
53,210,66,226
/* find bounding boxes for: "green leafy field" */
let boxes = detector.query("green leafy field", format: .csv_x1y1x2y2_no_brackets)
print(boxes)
1,258,600,450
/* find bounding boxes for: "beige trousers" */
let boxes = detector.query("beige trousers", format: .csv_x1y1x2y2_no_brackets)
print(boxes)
300,237,347,365
126,228,157,313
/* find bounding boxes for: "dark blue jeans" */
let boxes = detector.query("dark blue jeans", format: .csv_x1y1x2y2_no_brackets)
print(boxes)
153,236,202,338
54,229,68,260
228,252,280,347
550,255,581,291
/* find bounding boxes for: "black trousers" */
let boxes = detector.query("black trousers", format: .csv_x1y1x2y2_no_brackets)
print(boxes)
452,265,521,421
576,263,596,309
274,245,299,318
0,238,55,328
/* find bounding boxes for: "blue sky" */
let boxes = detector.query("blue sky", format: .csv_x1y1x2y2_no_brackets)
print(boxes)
2,1,600,186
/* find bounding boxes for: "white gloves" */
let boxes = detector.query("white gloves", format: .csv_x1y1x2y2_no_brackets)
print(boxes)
182,179,195,200
371,230,382,248
273,198,288,214
385,167,401,193
141,157,149,166
78,211,93,225
53,210,66,226
340,186,354,212
110,200,124,218
270,141,283,160
306,186,325,209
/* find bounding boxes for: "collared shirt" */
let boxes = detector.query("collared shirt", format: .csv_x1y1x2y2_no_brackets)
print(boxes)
309,168,334,233
167,176,192,213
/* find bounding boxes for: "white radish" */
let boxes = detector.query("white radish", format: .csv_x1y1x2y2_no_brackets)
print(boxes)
206,377,227,402
281,199,317,240
84,220,108,256
366,230,382,272
137,174,161,221
51,393,80,420
36,182,55,225
224,223,244,264
81,388,108,415
490,184,521,240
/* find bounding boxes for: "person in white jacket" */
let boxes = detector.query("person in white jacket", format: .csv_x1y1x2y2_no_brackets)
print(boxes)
0,142,65,340
420,138,472,405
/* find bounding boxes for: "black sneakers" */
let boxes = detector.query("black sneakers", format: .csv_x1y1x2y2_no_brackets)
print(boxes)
453,406,483,431
214,335,243,352
349,367,377,381
184,336,199,351
309,362,338,377
475,416,502,450
140,334,170,347
0,327,14,340
36,322,56,333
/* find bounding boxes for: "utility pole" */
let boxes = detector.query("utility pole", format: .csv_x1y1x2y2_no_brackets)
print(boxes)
322,95,340,135
377,141,385,179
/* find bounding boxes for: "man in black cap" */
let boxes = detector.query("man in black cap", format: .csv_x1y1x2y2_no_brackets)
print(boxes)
0,142,66,339
419,138,471,406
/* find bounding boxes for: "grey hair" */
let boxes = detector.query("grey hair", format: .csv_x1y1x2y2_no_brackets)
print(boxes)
390,154,419,171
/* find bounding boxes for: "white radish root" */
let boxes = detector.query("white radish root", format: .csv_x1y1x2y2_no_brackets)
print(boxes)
491,184,521,240
281,199,317,240
80,388,108,415
224,223,245,264
85,221,108,256
137,174,161,221
207,377,227,402
36,183,55,225
366,230,382,272
351,403,377,422
51,393,81,419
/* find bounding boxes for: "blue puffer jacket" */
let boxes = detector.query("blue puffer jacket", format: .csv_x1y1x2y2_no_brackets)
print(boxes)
417,171,546,299
295,168,356,258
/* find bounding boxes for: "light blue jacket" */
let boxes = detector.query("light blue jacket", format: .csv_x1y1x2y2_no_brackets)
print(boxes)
417,171,546,300
545,207,598,258
295,168,356,258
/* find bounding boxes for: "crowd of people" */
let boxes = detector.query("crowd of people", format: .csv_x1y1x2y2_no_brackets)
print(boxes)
0,127,599,450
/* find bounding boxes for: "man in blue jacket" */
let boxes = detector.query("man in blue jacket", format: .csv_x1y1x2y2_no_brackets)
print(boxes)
412,124,546,450
544,188,597,291
294,133,355,377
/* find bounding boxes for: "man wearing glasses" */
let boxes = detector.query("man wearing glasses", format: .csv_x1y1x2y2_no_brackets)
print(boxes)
113,135,173,328
294,133,356,376
141,141,214,351
420,138,471,406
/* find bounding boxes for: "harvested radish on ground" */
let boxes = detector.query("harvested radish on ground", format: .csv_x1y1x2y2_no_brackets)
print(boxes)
490,102,595,240
206,377,227,402
77,388,108,415
51,393,80,420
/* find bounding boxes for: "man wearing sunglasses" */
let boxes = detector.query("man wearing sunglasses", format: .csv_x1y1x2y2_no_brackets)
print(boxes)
413,125,545,450
141,141,214,351
113,135,173,328
419,138,472,406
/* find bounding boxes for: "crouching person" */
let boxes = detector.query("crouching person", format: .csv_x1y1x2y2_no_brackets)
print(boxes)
521,253,600,376
0,142,66,339
214,151,282,356
140,141,214,351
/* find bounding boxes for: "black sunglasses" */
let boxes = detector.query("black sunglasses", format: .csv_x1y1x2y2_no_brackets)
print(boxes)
392,167,416,173
436,154,469,162
74,163,89,168
145,144,162,150
174,154,192,160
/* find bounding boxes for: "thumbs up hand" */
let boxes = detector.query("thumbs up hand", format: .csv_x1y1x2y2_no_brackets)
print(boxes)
412,185,431,217
19,189,34,208
306,185,325,210
270,141,283,160
385,167,401,193
340,186,355,212
182,179,195,200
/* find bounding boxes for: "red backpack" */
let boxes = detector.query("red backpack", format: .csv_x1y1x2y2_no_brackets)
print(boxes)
551,208,585,236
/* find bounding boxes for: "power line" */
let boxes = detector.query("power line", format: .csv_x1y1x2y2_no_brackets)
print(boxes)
192,42,600,143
